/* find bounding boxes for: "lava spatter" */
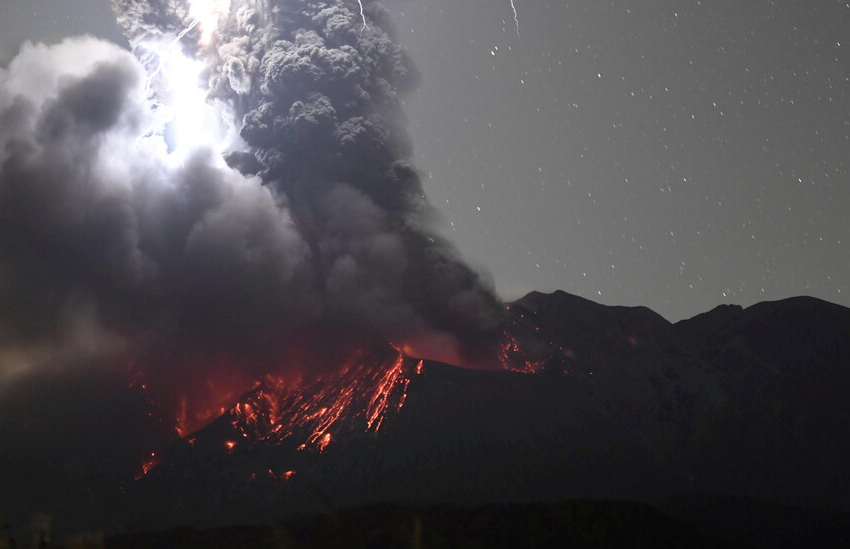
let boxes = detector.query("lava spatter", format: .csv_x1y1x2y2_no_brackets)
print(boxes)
226,346,417,452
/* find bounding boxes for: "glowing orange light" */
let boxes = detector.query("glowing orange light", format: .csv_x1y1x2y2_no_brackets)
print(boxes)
498,329,546,374
266,468,296,481
138,344,417,470
317,432,332,452
135,451,160,480
218,346,415,453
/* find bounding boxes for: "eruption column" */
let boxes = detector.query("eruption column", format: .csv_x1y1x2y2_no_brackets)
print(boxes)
105,0,504,440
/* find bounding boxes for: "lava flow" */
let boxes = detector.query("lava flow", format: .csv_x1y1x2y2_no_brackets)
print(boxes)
497,303,579,375
498,304,551,374
228,346,414,451
135,452,161,481
134,344,421,479
130,300,567,482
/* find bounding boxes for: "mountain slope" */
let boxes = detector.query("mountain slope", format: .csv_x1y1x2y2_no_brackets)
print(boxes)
126,291,850,530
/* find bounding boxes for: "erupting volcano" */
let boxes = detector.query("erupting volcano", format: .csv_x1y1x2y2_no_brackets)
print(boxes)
0,0,510,528
102,0,508,458
4,1,850,545
226,348,415,447
133,343,421,477
132,325,557,483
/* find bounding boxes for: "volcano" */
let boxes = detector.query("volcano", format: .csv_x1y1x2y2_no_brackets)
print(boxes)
3,2,849,546
107,290,850,532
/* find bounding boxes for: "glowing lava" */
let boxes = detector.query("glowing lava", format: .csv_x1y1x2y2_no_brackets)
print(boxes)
133,344,421,480
226,346,416,453
267,468,295,481
498,329,546,374
136,452,161,480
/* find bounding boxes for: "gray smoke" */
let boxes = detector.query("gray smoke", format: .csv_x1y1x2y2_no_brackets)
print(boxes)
0,38,310,396
0,1,500,405
114,0,502,348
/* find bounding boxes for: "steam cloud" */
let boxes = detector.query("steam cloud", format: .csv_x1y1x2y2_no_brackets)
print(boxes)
0,0,500,408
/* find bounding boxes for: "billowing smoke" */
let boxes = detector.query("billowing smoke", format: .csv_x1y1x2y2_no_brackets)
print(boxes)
0,1,500,434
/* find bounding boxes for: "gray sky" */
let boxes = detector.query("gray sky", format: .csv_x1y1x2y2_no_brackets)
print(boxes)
1,0,848,321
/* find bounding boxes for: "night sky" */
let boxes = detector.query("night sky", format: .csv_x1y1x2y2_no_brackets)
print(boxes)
1,0,848,321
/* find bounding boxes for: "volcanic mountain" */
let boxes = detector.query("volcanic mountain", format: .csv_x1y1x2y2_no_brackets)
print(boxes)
118,290,850,531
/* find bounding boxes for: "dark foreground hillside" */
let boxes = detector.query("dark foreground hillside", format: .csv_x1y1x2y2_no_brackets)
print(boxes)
37,498,843,549
100,500,726,549
7,498,850,548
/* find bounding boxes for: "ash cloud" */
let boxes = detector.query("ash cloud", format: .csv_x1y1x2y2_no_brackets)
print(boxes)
0,37,313,390
0,0,499,415
114,0,503,354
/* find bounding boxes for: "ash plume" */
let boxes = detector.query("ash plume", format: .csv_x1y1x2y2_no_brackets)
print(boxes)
0,0,500,433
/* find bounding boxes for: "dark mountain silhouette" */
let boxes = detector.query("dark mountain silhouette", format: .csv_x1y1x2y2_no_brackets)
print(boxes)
123,291,850,534
107,500,727,549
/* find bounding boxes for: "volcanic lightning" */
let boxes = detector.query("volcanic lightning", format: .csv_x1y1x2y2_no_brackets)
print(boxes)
510,0,520,38
0,0,503,482
356,0,370,34
130,0,241,164
188,0,232,46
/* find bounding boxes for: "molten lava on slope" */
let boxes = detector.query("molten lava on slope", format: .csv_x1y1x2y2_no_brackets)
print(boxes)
134,344,424,481
131,306,566,482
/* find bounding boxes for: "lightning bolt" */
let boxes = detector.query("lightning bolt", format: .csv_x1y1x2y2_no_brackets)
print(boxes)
135,18,202,145
143,18,201,88
509,0,520,38
356,0,370,34
175,18,202,44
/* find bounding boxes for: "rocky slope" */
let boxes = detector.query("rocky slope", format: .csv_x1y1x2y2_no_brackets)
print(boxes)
125,291,850,530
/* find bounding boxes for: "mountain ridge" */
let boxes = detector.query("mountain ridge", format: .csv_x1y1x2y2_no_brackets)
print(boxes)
2,290,848,536
121,290,850,530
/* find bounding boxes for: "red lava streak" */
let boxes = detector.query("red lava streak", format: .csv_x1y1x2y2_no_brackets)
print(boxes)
136,452,160,480
267,469,296,481
218,346,417,454
498,329,547,374
133,343,475,478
